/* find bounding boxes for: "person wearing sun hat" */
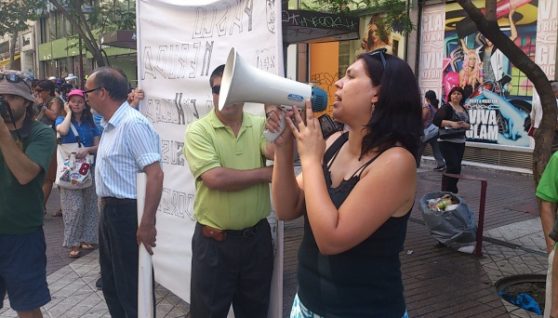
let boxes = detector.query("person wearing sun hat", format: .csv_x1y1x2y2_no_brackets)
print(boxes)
0,70,55,317
55,88,101,259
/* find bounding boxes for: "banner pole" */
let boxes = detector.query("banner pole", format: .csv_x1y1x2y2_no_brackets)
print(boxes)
137,172,154,318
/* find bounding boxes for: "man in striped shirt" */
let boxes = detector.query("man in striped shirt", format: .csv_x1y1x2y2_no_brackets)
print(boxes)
85,67,164,318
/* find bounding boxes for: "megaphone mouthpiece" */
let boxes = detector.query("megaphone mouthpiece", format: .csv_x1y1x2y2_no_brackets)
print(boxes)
311,86,328,112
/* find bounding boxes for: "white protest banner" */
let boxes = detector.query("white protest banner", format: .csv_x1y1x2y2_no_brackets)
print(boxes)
136,0,283,316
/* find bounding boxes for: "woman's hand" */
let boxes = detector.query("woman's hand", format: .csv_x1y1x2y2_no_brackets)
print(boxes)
265,107,294,147
287,100,325,165
64,102,71,114
74,148,90,159
457,121,471,129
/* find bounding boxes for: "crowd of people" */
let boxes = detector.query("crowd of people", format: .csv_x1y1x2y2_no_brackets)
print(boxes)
0,68,155,318
0,45,557,318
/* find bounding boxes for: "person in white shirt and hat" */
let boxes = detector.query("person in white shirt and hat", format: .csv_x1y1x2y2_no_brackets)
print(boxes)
64,74,79,89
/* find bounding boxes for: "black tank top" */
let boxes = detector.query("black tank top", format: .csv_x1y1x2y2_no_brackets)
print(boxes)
297,132,410,317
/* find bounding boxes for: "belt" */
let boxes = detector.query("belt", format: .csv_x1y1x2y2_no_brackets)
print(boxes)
100,197,137,206
199,219,266,242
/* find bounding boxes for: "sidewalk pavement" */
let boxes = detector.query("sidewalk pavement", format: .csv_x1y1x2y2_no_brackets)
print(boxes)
0,159,549,317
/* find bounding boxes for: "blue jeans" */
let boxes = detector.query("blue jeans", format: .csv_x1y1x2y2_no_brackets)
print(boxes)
98,199,139,318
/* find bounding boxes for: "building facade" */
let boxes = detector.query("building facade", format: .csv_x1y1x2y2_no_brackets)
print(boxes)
290,0,558,171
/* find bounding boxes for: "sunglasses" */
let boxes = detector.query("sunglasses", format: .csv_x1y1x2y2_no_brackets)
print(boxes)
0,72,31,89
211,85,220,95
367,48,388,69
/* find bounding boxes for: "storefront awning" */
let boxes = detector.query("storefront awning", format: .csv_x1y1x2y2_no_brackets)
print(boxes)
100,11,360,49
100,30,137,49
282,10,360,44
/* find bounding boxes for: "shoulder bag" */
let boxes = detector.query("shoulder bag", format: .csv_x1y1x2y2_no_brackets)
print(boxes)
55,124,94,189
437,104,468,139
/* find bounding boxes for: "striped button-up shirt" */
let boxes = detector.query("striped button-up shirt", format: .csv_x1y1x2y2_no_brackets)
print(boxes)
95,102,161,199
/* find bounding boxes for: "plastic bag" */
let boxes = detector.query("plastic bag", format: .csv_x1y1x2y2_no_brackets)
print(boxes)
420,191,477,252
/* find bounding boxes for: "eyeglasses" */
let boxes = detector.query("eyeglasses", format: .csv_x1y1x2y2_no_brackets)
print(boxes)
211,85,220,95
0,72,31,89
84,87,102,95
367,48,388,69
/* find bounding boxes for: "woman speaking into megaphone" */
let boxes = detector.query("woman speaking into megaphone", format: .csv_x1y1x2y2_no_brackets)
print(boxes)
267,49,422,317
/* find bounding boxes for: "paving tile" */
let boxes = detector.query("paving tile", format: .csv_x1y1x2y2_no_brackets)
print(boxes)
29,165,549,317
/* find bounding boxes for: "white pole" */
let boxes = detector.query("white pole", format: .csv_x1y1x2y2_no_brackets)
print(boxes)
137,173,154,318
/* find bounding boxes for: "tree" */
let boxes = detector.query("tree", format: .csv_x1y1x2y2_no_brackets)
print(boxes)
457,0,556,183
300,0,414,35
47,0,137,67
0,0,45,69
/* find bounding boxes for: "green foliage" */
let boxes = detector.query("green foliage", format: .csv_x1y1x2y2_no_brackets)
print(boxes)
300,0,413,34
0,0,46,36
55,0,136,32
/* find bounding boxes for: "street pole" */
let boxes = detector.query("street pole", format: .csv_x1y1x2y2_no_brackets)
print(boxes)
79,35,84,89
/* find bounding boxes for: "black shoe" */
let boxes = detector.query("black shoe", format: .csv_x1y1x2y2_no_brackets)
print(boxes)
434,165,446,171
95,277,102,290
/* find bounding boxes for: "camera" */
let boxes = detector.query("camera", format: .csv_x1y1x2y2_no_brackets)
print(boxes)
0,96,11,120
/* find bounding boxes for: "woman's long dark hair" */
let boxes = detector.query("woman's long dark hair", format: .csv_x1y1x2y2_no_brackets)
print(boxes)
358,52,423,161
425,90,439,108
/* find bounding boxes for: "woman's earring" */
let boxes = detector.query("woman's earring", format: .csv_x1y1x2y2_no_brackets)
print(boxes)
370,103,376,113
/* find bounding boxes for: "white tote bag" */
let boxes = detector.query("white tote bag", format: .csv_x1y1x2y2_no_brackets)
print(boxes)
55,124,94,189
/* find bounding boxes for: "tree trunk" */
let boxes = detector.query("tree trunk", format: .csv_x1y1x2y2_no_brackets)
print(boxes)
457,0,556,183
8,29,18,70
48,0,106,67
485,0,496,21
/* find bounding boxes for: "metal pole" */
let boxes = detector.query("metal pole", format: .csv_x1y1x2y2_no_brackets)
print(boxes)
78,35,84,89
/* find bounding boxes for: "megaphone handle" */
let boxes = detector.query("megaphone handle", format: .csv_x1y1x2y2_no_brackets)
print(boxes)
264,111,286,142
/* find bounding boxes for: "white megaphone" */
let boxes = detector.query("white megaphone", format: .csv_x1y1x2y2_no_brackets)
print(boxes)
219,48,338,141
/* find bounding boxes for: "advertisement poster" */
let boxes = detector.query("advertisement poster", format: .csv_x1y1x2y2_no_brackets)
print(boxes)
310,13,407,116
443,0,539,147
354,13,406,58
418,5,446,101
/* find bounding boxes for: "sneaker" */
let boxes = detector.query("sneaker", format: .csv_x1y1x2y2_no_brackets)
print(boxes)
434,165,446,171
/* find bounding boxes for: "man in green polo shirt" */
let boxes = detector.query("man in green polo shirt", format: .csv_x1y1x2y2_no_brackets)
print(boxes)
0,71,56,318
537,151,558,318
184,64,274,317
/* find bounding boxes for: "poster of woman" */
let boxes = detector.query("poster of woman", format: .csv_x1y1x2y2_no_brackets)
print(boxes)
353,13,405,59
443,0,538,148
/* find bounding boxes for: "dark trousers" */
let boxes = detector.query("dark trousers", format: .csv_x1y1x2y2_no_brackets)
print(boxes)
99,199,139,318
190,220,273,318
439,141,466,193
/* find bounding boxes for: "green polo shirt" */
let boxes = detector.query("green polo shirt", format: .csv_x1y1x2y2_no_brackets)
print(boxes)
0,121,56,234
184,110,270,230
536,151,558,203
